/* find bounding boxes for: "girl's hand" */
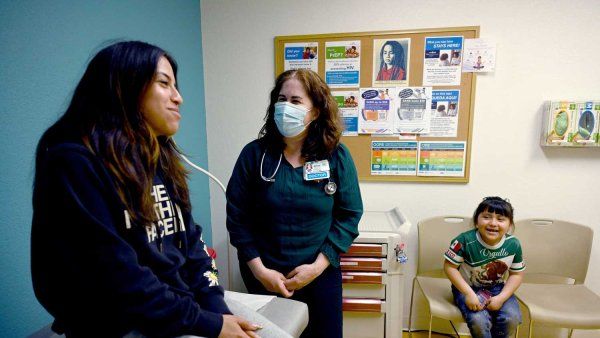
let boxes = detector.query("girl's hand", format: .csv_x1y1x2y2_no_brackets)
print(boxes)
255,268,294,298
486,296,505,311
218,315,262,338
466,292,484,312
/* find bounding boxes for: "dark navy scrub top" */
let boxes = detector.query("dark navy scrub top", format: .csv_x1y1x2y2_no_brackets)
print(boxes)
226,140,363,271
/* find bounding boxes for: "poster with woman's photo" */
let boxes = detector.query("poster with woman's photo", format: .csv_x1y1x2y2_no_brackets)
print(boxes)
372,38,410,87
332,90,360,136
284,42,318,72
395,87,432,134
422,90,461,137
325,41,360,88
422,36,463,86
358,87,396,134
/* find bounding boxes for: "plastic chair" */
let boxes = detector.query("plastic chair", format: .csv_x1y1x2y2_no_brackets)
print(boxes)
514,219,600,338
407,216,472,338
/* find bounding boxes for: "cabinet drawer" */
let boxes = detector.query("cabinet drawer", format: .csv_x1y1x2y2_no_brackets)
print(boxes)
340,257,387,272
343,283,385,299
341,272,385,284
343,312,385,338
342,243,387,257
342,298,385,313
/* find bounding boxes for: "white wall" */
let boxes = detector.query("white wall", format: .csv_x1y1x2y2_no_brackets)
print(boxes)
201,0,600,332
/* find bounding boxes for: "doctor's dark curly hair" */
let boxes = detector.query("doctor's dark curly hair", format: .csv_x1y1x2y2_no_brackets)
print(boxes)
259,69,342,161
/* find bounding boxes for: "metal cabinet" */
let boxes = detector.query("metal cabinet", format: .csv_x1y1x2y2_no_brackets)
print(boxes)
342,231,404,338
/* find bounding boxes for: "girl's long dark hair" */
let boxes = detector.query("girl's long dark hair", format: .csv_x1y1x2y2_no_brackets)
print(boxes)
259,69,342,161
35,41,189,226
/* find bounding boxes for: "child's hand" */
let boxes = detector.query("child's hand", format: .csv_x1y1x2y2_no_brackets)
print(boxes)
486,296,505,311
466,292,485,311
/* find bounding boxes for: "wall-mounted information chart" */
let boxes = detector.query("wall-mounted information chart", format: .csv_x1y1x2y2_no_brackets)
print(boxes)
418,141,466,177
371,141,418,176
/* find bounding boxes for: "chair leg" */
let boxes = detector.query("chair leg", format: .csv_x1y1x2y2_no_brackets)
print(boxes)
408,279,417,337
428,315,433,338
449,320,460,338
528,320,533,338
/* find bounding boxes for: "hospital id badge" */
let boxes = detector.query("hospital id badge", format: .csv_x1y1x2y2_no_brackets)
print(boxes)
303,160,330,181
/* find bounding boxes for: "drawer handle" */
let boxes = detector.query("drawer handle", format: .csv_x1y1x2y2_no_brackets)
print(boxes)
342,298,385,313
342,244,387,257
342,272,384,284
340,258,386,272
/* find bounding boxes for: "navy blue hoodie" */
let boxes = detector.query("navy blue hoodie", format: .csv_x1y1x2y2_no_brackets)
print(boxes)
32,143,230,338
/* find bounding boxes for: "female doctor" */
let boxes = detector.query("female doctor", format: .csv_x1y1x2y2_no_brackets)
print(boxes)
226,69,363,338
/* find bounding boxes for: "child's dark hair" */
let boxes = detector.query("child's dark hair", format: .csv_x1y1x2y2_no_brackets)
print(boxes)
473,196,515,226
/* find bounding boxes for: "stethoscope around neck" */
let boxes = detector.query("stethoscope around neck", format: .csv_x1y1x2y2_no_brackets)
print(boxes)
259,150,337,195
259,151,281,182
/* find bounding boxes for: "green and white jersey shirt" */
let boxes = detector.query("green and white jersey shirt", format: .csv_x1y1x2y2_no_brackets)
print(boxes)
444,229,526,287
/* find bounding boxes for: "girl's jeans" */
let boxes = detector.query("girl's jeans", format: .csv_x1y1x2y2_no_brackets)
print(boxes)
452,284,521,338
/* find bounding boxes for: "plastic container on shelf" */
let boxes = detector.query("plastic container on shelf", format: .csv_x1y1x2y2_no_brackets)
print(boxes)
541,100,599,147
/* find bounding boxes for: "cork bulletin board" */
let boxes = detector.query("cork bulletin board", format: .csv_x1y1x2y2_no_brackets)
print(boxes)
274,26,479,183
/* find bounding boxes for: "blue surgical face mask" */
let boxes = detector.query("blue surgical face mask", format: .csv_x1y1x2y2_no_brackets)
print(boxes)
274,102,309,137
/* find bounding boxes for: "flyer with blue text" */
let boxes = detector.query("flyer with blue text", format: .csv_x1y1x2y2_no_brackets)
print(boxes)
284,42,318,72
358,88,396,134
423,36,464,86
395,87,433,134
325,41,360,88
422,90,461,137
332,90,360,136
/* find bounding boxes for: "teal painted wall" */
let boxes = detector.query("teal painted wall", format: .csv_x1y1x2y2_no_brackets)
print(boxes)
0,1,211,336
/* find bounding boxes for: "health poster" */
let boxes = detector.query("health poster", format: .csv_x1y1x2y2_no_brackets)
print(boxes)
325,41,360,88
284,42,318,72
463,38,496,73
358,87,396,134
372,38,410,87
417,141,466,177
332,90,359,136
422,90,461,137
423,36,464,86
371,141,418,176
395,87,433,134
